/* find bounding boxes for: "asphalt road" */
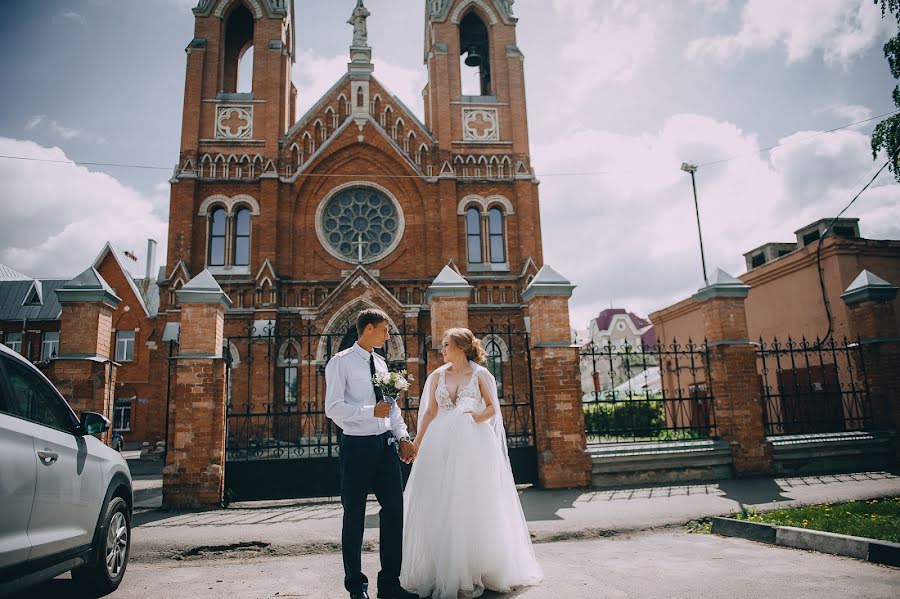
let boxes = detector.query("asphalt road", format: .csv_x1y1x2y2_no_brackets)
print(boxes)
22,529,900,599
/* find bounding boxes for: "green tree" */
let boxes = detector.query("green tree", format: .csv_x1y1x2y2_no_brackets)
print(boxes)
873,0,900,180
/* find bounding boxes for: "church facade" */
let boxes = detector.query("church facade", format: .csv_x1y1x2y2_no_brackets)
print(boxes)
163,0,543,346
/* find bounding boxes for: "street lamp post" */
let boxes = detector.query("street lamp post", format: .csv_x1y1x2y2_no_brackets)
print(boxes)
681,162,709,287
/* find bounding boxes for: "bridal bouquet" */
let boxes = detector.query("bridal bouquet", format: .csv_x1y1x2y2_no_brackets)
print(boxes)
373,369,413,402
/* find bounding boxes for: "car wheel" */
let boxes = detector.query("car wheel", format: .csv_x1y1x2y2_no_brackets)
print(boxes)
71,496,130,596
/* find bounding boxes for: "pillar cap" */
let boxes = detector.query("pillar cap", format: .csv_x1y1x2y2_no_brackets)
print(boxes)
521,265,575,302
175,269,233,308
693,268,750,302
841,269,898,304
425,265,472,303
55,267,122,308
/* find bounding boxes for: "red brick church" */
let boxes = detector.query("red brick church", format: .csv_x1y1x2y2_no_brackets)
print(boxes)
3,0,593,505
163,0,545,350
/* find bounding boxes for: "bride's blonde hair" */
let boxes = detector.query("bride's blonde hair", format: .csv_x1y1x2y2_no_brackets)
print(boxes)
443,328,487,365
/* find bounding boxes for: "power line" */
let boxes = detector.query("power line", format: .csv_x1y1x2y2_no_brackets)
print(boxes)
699,110,899,168
815,159,892,346
0,109,897,178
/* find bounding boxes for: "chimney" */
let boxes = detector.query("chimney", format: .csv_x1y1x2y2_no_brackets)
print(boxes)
145,239,157,280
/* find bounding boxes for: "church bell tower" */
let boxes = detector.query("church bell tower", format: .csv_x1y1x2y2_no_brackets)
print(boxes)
423,0,530,161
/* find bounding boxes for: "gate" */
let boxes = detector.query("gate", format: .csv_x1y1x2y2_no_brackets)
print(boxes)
223,318,537,502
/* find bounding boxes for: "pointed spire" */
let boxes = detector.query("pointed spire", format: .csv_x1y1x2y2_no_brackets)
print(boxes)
56,267,122,308
692,267,750,302
425,266,472,303
841,269,898,304
521,265,575,301
176,269,233,308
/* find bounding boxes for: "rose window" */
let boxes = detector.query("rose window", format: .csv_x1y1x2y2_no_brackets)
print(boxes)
319,186,401,263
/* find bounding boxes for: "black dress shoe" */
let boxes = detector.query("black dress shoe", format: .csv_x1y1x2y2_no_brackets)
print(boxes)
377,584,420,599
350,582,370,599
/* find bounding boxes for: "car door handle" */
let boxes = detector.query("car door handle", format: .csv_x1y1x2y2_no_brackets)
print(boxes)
37,450,59,465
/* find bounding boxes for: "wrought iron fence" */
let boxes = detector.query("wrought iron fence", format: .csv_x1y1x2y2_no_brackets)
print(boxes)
580,339,717,444
396,319,536,450
223,318,427,463
757,336,873,436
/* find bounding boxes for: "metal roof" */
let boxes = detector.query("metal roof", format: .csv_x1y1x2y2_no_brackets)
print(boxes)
0,279,68,321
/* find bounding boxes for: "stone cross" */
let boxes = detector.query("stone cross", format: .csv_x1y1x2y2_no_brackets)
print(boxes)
352,233,368,263
348,0,370,47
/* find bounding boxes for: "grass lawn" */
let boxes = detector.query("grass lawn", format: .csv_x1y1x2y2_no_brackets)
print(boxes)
730,497,900,543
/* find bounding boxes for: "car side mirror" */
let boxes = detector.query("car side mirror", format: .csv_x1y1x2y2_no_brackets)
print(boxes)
80,412,110,436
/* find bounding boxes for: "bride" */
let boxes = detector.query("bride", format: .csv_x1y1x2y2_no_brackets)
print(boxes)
400,328,543,599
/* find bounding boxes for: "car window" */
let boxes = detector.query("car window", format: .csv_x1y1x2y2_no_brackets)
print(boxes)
0,356,77,433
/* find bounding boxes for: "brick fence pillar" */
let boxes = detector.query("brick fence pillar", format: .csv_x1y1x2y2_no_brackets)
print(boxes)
523,265,592,488
841,270,900,465
162,270,232,509
52,267,122,446
694,269,772,476
425,265,472,372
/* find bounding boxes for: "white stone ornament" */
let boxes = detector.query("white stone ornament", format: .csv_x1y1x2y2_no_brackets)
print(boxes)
216,105,253,139
462,108,499,142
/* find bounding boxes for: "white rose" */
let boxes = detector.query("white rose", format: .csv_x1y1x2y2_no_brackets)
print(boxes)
397,378,410,391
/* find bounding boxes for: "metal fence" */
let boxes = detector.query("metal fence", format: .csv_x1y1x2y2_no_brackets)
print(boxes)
580,339,717,444
757,336,873,436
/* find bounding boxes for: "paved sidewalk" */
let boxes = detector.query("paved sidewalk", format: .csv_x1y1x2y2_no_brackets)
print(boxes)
130,470,900,562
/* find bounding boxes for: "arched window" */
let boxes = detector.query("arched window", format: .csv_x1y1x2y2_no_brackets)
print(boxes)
459,11,491,96
488,207,505,263
485,338,503,397
222,4,254,93
466,207,483,263
356,86,364,108
233,207,251,266
209,207,227,266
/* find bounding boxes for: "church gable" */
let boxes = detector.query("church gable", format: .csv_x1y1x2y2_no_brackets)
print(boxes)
285,111,424,183
282,75,434,178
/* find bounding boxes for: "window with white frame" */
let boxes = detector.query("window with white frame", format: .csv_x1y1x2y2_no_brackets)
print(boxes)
41,332,59,361
116,330,135,362
113,398,132,431
4,332,22,354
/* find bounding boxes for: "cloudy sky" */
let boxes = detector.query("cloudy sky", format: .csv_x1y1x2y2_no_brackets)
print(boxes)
0,0,897,328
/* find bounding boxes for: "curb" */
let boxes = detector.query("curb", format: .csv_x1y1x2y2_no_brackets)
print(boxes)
712,517,900,567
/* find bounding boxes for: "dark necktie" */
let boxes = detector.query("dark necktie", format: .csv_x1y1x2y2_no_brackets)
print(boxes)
369,353,385,403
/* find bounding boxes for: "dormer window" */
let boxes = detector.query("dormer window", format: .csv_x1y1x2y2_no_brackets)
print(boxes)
22,281,42,306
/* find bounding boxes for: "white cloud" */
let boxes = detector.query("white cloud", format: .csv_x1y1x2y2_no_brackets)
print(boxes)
686,0,892,66
690,0,731,14
293,49,427,121
533,111,900,329
556,3,657,88
25,115,45,131
815,104,874,123
57,9,87,26
48,121,84,140
0,138,168,280
24,116,106,143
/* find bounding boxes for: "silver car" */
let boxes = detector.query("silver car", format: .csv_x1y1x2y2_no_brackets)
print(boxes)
0,344,133,596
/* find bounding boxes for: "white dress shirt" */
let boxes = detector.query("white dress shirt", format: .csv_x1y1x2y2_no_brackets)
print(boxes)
324,342,410,440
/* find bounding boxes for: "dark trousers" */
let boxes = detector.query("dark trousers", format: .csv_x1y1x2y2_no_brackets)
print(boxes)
340,432,403,595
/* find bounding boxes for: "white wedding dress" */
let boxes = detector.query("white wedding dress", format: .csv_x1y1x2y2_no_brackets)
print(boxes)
400,362,543,599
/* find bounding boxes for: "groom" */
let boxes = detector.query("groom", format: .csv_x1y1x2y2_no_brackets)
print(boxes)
325,308,420,599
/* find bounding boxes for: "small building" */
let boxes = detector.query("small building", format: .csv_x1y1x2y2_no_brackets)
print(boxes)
0,240,165,445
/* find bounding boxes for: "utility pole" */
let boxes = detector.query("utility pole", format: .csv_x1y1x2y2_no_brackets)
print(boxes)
681,162,709,287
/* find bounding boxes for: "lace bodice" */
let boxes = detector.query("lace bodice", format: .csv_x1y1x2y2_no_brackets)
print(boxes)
436,368,484,411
